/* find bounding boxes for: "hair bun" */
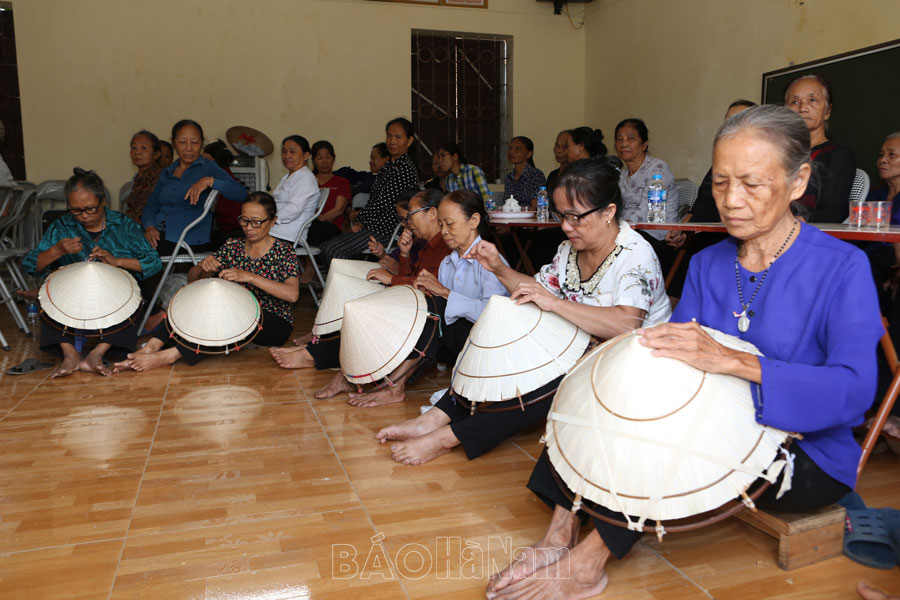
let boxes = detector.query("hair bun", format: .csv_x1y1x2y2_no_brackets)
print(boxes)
604,155,623,175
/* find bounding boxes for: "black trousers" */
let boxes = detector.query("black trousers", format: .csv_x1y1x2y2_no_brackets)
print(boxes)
526,443,850,560
152,310,292,366
139,237,215,309
307,220,342,246
39,316,139,360
435,375,563,460
306,295,461,372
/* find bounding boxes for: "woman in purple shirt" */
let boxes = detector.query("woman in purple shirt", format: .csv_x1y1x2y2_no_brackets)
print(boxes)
486,106,883,600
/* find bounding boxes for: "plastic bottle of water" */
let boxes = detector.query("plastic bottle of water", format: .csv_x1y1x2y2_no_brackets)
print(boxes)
486,193,496,212
536,187,550,222
26,302,39,325
647,174,667,223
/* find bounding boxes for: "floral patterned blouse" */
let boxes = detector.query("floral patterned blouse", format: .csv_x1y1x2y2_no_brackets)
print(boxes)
535,221,671,326
213,238,298,323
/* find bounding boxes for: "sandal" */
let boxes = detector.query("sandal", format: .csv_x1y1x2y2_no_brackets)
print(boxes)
6,358,54,375
843,508,900,569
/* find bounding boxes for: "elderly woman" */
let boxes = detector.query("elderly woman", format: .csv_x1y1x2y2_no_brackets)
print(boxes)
504,136,546,208
784,74,856,223
116,193,299,372
158,141,174,169
270,189,454,385
864,133,900,336
321,118,420,262
269,135,319,246
23,168,162,378
123,130,163,223
309,140,351,244
142,119,248,255
486,106,883,600
545,130,571,191
440,142,492,206
378,158,671,466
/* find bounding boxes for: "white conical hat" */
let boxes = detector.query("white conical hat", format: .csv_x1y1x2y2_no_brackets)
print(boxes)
312,273,385,337
340,285,430,385
451,296,590,403
545,327,791,527
330,258,379,281
166,278,261,347
39,261,141,330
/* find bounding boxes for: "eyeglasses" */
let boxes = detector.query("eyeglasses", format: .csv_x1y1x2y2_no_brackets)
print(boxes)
68,204,101,216
552,206,605,226
400,206,432,223
238,216,271,228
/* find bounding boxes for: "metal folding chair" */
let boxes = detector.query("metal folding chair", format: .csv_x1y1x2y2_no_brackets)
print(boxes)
293,188,331,306
137,190,219,333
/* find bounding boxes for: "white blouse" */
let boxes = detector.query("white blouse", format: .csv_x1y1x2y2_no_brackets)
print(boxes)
270,166,319,243
535,221,672,326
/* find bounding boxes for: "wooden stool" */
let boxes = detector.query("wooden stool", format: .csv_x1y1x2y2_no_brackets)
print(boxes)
735,504,845,570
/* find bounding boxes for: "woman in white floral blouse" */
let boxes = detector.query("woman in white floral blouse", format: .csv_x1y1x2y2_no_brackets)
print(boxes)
376,158,671,467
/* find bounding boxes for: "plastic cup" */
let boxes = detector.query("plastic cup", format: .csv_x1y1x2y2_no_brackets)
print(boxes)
868,201,890,229
849,200,866,227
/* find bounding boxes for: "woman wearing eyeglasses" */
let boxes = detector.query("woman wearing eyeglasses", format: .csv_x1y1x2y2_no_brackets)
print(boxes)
376,158,671,465
114,192,300,372
22,168,162,377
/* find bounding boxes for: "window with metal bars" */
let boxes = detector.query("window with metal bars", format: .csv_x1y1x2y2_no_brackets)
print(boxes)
411,30,510,183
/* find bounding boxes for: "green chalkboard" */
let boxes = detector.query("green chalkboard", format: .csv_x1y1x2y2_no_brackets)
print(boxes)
762,39,900,188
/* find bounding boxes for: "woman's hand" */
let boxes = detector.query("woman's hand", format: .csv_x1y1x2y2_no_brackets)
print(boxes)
510,280,559,311
218,268,256,284
414,270,450,298
54,237,83,256
463,240,505,273
88,246,117,266
397,229,414,257
199,255,222,273
144,226,160,248
185,176,214,205
665,230,687,249
351,222,363,233
366,268,393,285
637,321,757,378
367,236,386,258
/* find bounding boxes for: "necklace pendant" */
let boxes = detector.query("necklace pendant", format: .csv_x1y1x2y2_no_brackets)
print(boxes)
738,314,750,333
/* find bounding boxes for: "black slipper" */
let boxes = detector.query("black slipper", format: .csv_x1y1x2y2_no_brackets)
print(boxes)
6,358,54,375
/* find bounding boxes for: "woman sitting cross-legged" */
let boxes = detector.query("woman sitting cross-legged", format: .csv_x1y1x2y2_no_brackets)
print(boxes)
23,168,162,378
376,158,672,466
270,187,449,369
485,106,883,600
114,193,299,372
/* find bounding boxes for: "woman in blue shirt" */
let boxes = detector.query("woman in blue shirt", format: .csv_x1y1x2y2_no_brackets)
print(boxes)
486,106,883,600
141,119,248,253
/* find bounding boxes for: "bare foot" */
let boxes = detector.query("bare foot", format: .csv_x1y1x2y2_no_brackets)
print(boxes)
113,340,159,373
79,353,111,376
858,581,900,600
486,549,608,599
124,347,180,372
487,505,580,594
375,407,450,444
314,372,353,399
389,425,459,465
51,354,81,379
269,345,304,357
348,386,406,408
272,347,315,369
293,332,314,346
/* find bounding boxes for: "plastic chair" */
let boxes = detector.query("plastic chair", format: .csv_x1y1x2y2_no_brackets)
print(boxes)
119,180,133,214
674,178,698,220
849,169,870,203
137,190,219,333
0,187,30,335
293,188,331,306
857,316,900,480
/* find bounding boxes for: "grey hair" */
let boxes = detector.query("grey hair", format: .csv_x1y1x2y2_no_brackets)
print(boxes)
886,132,900,142
715,105,811,178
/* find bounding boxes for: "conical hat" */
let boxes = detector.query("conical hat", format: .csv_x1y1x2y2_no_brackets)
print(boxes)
545,327,790,526
167,278,261,347
451,296,590,403
39,261,141,330
312,273,385,337
330,258,379,281
340,285,429,385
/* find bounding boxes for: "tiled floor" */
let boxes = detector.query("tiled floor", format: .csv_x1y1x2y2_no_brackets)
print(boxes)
0,301,898,599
